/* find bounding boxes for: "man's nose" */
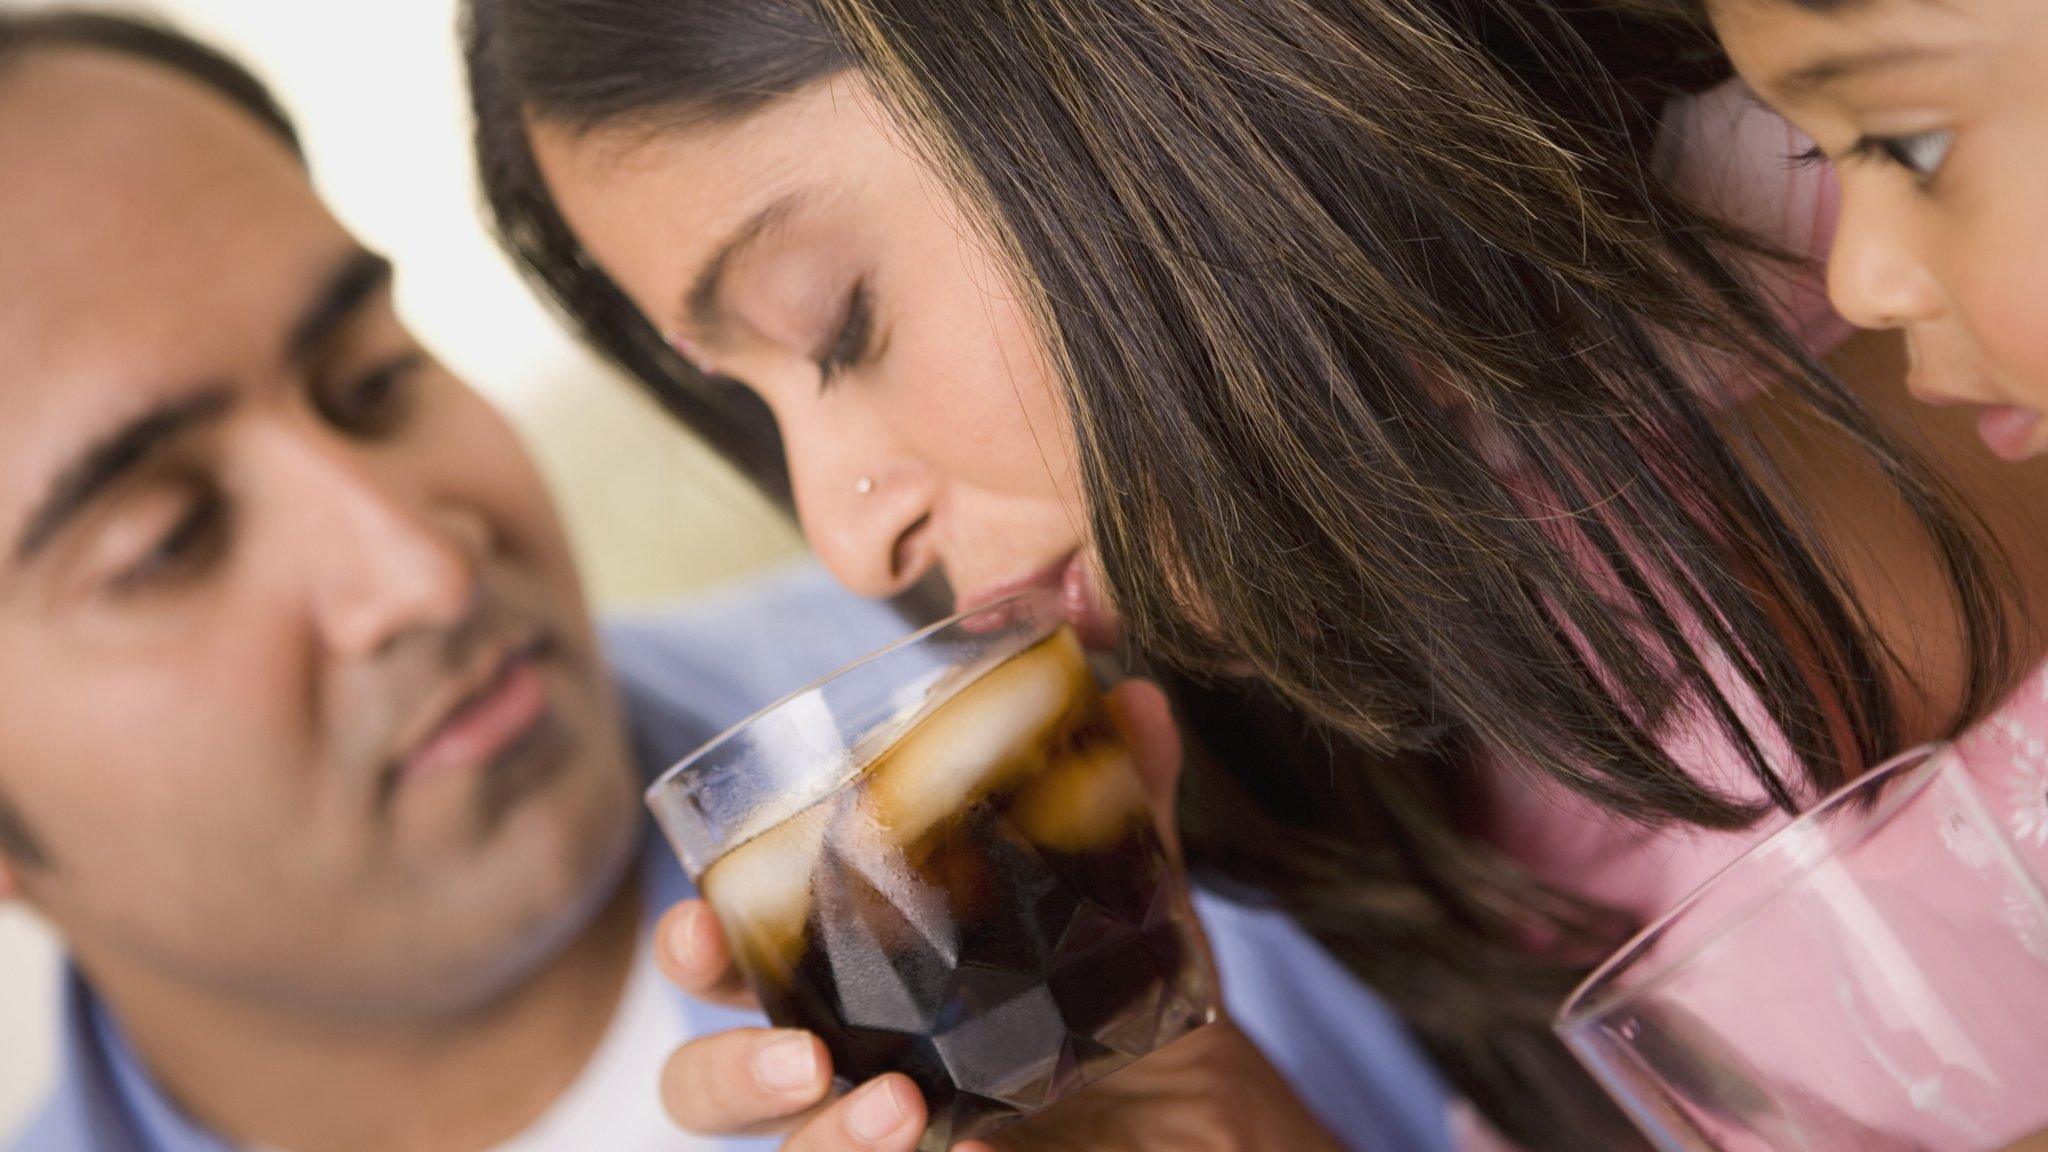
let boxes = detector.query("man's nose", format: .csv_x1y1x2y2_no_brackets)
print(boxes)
285,434,483,659
1827,185,1945,333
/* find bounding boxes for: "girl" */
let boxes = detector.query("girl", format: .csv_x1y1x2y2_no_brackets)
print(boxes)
1712,0,2048,1017
1706,1,2048,459
467,2,2048,1147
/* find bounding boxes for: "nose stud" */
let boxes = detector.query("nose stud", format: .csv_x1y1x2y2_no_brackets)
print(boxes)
854,476,877,496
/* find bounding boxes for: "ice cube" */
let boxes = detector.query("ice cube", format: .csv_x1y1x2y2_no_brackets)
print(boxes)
857,630,1091,846
702,801,831,973
1007,741,1150,853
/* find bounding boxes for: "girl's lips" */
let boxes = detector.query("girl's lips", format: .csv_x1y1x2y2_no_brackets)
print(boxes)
1976,405,2044,463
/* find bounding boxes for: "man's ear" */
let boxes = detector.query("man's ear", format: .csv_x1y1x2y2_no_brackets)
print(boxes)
0,793,51,891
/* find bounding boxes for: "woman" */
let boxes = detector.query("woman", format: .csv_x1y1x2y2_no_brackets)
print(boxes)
466,2,2048,1147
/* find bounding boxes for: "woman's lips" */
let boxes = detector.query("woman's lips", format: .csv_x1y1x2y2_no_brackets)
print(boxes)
959,552,1124,651
1976,405,2044,463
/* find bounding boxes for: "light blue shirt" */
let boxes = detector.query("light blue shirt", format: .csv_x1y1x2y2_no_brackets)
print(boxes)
9,565,1451,1152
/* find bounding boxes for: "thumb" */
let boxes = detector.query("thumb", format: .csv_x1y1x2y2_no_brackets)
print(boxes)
1103,678,1183,833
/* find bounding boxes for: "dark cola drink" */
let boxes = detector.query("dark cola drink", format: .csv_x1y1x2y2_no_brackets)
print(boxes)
700,628,1216,1150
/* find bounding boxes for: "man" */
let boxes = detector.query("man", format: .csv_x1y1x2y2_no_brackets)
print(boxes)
0,12,1450,1152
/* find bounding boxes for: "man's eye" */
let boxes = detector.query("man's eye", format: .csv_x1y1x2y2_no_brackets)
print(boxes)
320,352,425,436
1856,129,1956,183
108,490,227,596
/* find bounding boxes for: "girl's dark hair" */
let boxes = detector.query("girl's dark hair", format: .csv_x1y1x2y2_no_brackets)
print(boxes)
466,2,2018,1146
0,8,300,871
0,9,302,161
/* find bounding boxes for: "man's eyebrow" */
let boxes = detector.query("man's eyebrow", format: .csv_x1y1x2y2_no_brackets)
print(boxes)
14,387,236,563
286,249,395,365
683,193,804,337
1778,45,1954,97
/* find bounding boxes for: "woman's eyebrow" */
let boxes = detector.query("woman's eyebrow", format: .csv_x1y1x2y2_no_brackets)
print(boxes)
680,192,805,338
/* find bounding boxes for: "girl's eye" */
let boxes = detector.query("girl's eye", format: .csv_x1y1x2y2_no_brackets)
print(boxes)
1789,143,1829,171
108,489,227,596
816,278,874,392
1856,129,1956,183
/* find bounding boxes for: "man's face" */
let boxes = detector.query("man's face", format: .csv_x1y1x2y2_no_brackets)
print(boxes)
0,50,641,1015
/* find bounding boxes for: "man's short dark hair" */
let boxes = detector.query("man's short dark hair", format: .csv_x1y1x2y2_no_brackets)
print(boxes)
0,8,303,160
0,10,303,868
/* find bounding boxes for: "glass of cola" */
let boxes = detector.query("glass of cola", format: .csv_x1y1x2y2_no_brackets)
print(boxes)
647,592,1217,1150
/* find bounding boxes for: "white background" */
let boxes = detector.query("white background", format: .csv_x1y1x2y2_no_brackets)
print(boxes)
0,0,801,1134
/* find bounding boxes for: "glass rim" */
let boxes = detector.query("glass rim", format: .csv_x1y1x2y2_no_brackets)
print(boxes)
642,590,1057,808
1554,742,1950,1035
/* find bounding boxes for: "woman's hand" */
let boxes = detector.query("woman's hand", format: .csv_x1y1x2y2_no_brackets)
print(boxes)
654,895,927,1149
654,682,1350,1152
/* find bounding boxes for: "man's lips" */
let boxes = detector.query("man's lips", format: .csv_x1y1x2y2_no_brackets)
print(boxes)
397,632,556,783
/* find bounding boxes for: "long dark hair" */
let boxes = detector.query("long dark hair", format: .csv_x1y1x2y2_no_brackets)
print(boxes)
466,2,2018,1146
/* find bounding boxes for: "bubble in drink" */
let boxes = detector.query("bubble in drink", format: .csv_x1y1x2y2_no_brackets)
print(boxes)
701,628,1215,1150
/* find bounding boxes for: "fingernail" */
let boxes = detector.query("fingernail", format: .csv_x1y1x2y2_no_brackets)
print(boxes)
667,905,707,971
846,1078,911,1142
753,1033,819,1093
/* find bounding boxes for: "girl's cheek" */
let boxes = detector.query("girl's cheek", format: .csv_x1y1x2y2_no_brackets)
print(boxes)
1943,122,2048,400
1955,244,2048,403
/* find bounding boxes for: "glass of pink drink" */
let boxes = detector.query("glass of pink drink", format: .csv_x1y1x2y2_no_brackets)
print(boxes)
1559,746,2048,1152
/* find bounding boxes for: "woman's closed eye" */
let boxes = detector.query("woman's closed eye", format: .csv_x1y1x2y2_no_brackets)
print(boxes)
815,277,874,391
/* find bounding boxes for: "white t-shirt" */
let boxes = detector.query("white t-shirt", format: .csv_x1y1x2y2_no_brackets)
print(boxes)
256,935,708,1152
485,935,710,1152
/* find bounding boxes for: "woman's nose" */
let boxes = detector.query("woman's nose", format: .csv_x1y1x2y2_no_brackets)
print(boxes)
774,396,940,599
792,458,940,600
738,354,942,600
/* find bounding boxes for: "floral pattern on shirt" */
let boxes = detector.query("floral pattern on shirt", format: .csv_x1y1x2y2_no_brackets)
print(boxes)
1955,666,2048,857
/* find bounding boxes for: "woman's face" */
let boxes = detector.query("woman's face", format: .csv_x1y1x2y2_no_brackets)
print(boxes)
1714,0,2048,461
530,77,1120,643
